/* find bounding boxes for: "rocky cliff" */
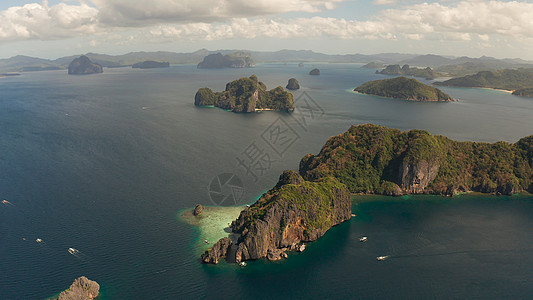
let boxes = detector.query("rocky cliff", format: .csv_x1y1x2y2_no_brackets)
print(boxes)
299,124,533,196
57,276,99,300
197,52,255,69
194,75,294,113
201,171,351,264
68,56,103,75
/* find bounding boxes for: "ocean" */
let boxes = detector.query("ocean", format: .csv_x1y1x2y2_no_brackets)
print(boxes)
0,63,532,299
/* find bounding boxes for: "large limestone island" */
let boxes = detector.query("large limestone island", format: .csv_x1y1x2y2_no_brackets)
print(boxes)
200,124,533,264
355,77,454,101
434,68,533,92
197,52,255,69
201,170,351,264
377,64,443,79
194,75,294,113
68,55,103,75
132,60,170,69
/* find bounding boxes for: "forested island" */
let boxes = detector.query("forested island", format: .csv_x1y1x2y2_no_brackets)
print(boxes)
194,75,294,113
376,64,443,79
354,77,454,101
435,68,533,91
67,56,103,75
197,52,255,68
201,124,533,264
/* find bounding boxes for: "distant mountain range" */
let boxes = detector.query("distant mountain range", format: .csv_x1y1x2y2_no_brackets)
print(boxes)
1,49,532,75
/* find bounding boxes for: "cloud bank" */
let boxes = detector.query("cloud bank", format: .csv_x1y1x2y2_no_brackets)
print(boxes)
1,0,532,46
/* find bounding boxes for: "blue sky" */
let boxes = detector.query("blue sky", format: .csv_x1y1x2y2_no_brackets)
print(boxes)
1,0,533,60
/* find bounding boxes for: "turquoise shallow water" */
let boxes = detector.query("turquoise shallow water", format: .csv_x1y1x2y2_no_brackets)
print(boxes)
0,64,532,299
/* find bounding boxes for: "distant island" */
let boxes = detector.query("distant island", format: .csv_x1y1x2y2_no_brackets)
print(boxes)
354,77,454,101
132,60,170,69
197,52,255,69
194,75,294,113
309,68,320,75
512,88,533,97
361,61,384,69
201,123,533,264
377,64,442,79
68,55,103,75
286,78,300,90
434,68,533,91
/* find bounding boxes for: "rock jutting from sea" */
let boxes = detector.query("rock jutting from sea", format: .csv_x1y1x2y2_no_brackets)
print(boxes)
286,78,300,90
68,56,103,75
309,68,320,75
56,276,100,300
194,75,294,113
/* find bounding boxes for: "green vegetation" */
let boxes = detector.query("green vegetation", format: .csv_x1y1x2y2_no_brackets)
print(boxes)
377,64,443,79
232,174,348,235
512,88,533,97
197,51,255,68
435,68,533,91
300,124,533,195
194,75,294,113
355,77,454,101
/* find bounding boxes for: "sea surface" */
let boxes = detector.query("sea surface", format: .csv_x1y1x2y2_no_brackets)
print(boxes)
0,63,532,299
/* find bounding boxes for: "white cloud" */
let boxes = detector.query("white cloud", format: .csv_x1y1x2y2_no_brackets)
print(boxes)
0,1,98,41
1,0,533,50
373,0,397,5
90,0,344,26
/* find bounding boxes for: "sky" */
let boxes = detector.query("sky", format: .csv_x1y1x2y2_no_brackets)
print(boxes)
1,0,533,60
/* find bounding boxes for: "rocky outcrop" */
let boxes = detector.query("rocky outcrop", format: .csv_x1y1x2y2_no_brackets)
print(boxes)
354,77,454,101
377,64,441,79
197,52,255,69
57,276,99,300
286,78,300,90
201,237,232,264
194,75,294,113
399,159,440,193
229,171,351,263
68,56,103,75
201,171,351,264
132,61,170,69
309,68,320,75
361,61,384,69
193,204,204,216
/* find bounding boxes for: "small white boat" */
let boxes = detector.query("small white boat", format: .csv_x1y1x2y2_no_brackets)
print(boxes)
239,261,247,267
204,239,209,244
376,256,389,261
359,236,368,242
36,238,43,243
68,248,77,254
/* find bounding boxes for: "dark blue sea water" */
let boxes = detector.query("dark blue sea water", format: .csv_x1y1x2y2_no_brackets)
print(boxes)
0,63,532,299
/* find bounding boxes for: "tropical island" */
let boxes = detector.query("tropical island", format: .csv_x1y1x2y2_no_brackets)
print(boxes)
434,68,533,91
132,60,170,69
194,75,294,113
197,52,255,69
376,64,443,79
67,55,103,75
354,77,454,101
200,124,533,264
361,61,384,69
